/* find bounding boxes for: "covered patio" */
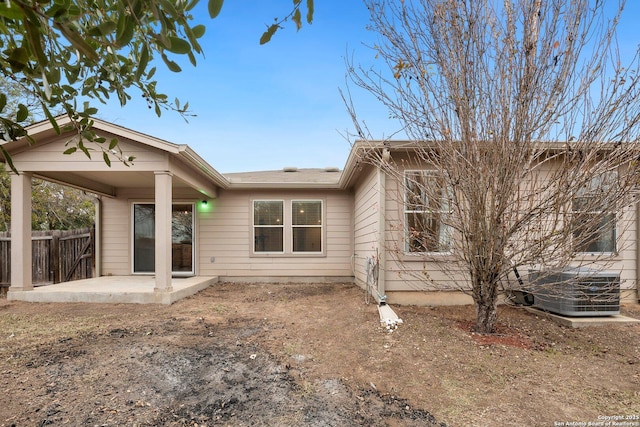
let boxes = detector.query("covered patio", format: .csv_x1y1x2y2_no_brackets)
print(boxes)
1,117,228,304
6,275,218,305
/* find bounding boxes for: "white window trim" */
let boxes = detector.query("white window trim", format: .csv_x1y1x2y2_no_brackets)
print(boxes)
252,199,285,255
571,172,618,255
403,170,453,255
251,198,326,257
571,209,618,256
291,199,324,254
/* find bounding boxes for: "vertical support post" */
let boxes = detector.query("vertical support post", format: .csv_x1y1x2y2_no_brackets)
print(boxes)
9,172,33,291
154,171,173,292
93,198,100,278
90,225,96,278
51,230,60,283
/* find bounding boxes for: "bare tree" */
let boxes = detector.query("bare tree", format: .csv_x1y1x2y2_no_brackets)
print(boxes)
345,0,640,333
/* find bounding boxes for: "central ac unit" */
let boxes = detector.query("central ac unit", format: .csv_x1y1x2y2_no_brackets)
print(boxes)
529,267,620,317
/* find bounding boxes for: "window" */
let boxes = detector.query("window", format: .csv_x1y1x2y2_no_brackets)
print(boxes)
572,172,617,253
404,171,452,253
292,200,323,253
253,200,284,253
252,199,324,255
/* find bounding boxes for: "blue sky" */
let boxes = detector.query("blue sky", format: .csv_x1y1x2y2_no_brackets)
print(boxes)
96,1,389,173
94,0,640,174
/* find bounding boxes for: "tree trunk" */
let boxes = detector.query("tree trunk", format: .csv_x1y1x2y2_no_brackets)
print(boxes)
474,294,498,334
472,273,500,334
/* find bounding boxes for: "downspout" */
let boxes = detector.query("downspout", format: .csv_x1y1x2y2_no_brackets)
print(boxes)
377,167,387,304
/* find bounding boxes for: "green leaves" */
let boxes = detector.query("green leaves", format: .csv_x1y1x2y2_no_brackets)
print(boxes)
16,104,28,122
167,37,191,55
0,0,314,171
260,25,279,45
161,53,182,72
55,22,99,61
260,0,314,44
0,3,23,20
192,25,206,39
306,0,314,24
6,47,29,71
135,44,150,80
292,8,302,31
0,1,205,128
115,14,136,47
23,16,47,66
208,0,224,18
88,21,117,38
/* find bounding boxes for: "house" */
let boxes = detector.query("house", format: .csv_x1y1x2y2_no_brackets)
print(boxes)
1,117,638,305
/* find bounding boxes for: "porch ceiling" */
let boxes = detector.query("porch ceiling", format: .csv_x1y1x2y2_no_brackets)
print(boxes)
36,170,209,198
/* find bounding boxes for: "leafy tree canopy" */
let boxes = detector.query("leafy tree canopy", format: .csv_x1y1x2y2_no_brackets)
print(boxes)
0,76,95,231
0,0,314,171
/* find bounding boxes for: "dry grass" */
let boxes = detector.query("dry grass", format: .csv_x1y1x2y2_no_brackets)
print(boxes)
1,283,639,426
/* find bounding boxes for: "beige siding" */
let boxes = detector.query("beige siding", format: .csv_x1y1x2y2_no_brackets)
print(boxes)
352,163,472,299
353,166,382,290
13,133,169,172
618,206,637,292
100,197,131,275
80,137,637,302
379,158,638,301
99,188,203,276
383,171,468,293
198,189,354,280
565,205,637,294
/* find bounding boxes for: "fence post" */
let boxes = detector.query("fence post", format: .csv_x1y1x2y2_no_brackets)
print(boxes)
90,225,96,278
51,230,61,284
0,232,9,295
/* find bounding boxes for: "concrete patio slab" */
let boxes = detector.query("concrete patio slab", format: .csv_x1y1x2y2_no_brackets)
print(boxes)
6,275,218,305
525,307,640,328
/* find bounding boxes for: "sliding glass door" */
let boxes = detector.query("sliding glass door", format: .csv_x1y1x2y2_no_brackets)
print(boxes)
133,203,194,275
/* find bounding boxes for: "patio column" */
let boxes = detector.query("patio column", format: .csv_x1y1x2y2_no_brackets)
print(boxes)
9,172,33,291
154,171,173,292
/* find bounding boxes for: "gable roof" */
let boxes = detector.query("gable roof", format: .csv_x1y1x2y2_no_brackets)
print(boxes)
0,117,383,192
0,116,228,197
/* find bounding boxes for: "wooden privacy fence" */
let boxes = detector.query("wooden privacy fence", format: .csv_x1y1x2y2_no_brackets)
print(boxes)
0,227,95,295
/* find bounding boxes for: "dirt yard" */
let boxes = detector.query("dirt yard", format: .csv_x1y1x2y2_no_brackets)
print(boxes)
1,282,639,426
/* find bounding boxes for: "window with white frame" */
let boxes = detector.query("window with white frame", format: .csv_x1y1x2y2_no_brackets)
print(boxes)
292,200,323,253
572,172,617,253
253,200,284,253
404,170,452,253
